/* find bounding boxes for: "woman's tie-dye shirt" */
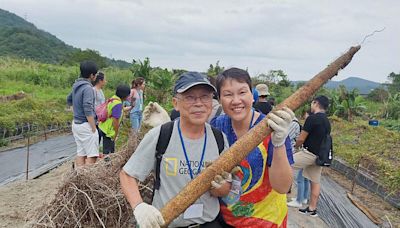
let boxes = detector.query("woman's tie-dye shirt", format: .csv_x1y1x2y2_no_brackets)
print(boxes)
211,113,294,228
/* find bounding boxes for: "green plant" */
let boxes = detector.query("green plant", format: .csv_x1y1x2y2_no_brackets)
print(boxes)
207,61,224,77
131,57,151,80
331,86,366,121
147,68,176,105
383,93,400,120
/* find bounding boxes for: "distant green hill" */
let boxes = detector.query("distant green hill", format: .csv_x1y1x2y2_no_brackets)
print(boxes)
292,77,382,94
0,8,130,68
0,8,75,63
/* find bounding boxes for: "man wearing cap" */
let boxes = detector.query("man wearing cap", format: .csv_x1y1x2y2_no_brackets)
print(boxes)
253,83,272,115
120,72,230,228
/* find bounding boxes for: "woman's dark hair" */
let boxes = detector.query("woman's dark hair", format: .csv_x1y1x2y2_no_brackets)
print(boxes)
216,68,252,97
116,84,131,99
92,72,105,86
80,60,98,78
131,77,145,89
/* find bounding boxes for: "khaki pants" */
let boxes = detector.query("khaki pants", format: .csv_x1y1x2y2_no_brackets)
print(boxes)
293,148,322,184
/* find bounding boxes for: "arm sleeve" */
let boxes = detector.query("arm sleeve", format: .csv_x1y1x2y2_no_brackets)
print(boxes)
267,136,294,167
111,103,123,119
123,126,161,181
82,87,95,117
67,92,73,106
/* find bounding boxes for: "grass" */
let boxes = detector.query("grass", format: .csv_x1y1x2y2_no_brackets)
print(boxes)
330,116,400,192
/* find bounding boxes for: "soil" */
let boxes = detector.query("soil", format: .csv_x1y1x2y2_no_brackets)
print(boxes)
0,161,72,228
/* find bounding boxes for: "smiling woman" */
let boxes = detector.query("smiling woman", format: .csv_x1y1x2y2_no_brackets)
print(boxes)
211,67,294,228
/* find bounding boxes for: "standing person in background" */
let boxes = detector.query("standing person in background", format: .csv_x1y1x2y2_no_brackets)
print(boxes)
252,87,259,104
129,77,145,132
98,85,131,155
67,60,99,167
211,68,294,227
93,72,107,145
253,83,273,115
207,76,224,123
287,111,309,208
93,72,107,108
294,96,331,217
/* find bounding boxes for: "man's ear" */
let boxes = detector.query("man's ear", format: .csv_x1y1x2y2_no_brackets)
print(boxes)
172,97,179,111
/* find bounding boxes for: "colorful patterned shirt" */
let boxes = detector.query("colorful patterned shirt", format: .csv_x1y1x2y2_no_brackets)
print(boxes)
211,113,294,227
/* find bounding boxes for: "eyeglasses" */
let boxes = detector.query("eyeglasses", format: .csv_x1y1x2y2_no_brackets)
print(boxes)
176,94,213,104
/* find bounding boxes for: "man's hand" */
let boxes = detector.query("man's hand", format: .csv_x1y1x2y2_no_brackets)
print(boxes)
133,203,165,228
267,107,295,147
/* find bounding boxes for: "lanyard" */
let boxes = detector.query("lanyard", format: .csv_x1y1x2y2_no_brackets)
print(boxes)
249,108,255,129
177,120,207,179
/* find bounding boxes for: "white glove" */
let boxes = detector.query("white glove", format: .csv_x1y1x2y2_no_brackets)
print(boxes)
211,171,232,189
133,202,165,228
267,107,295,147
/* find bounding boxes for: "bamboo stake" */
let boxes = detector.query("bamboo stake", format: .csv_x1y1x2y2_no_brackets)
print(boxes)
160,45,361,226
347,192,381,225
26,134,30,181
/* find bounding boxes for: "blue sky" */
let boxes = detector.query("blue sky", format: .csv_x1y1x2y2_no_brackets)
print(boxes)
1,0,399,83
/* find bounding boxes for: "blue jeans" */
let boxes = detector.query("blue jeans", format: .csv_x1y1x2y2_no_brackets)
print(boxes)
296,169,310,203
130,111,142,132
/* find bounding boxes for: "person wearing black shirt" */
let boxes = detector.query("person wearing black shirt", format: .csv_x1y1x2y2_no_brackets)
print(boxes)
253,84,272,115
293,95,331,217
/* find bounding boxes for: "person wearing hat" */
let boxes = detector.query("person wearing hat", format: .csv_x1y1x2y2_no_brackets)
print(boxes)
253,83,273,115
120,72,231,228
98,84,131,155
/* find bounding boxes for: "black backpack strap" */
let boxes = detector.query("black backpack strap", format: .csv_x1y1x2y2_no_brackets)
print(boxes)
215,106,223,118
211,126,224,154
154,121,174,192
152,122,224,202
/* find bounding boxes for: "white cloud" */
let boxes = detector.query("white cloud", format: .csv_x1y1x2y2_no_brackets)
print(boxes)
1,0,399,82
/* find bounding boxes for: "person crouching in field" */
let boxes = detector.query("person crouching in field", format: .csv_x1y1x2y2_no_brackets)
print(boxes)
98,85,131,155
67,60,99,167
120,72,232,228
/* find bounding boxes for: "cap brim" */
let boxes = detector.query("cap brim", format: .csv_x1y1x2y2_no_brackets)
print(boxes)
259,92,270,96
176,82,217,94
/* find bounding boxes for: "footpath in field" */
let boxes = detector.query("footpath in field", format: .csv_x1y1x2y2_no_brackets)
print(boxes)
289,175,378,228
0,134,76,185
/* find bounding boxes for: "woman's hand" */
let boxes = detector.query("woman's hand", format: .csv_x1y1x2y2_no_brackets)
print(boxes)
267,107,295,147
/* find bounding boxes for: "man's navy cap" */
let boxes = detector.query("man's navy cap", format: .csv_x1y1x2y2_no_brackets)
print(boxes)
174,72,216,95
